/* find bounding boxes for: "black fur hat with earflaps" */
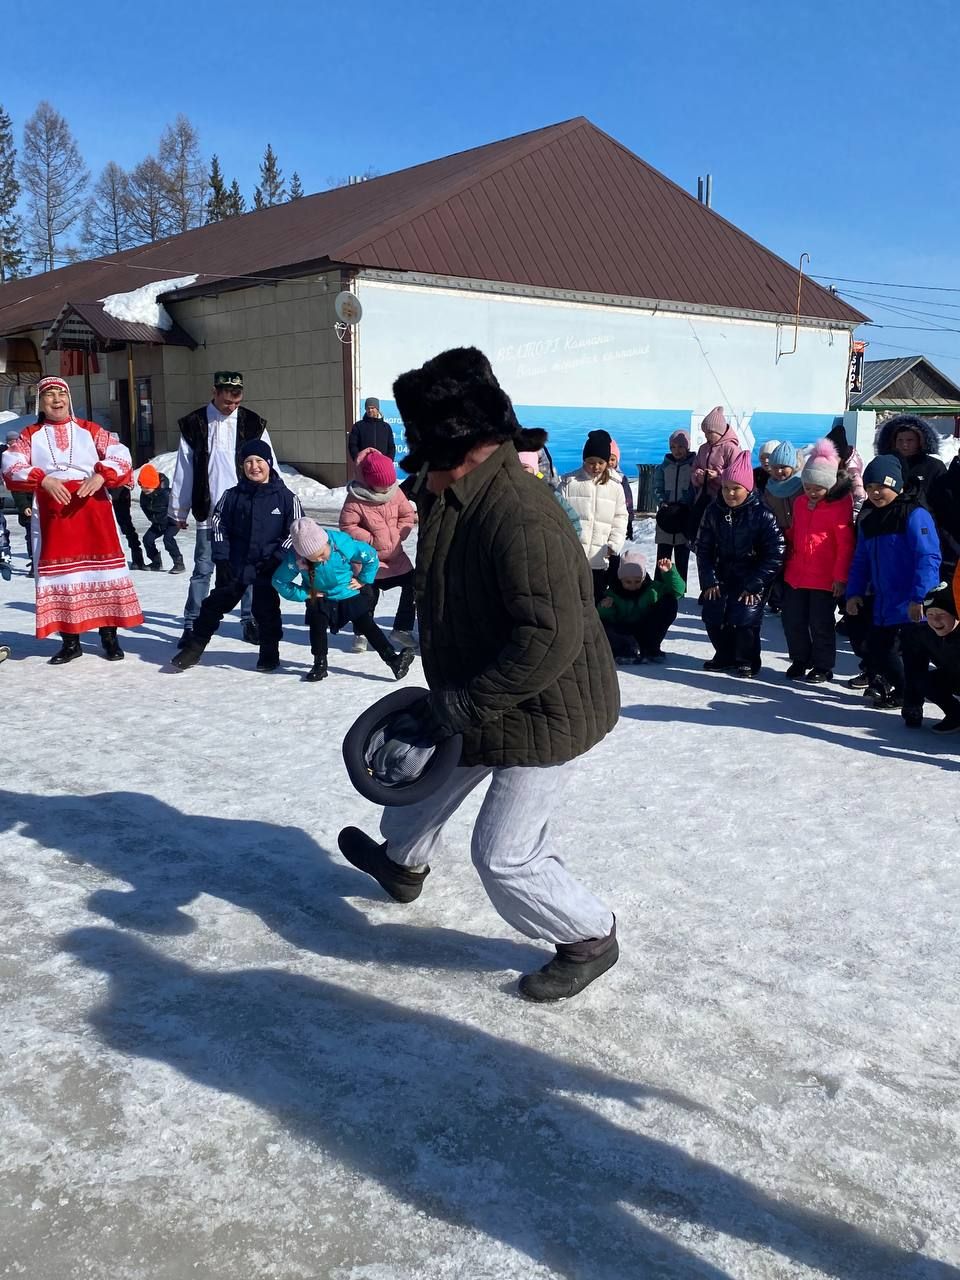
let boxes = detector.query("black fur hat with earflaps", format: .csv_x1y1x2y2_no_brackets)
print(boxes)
393,346,522,474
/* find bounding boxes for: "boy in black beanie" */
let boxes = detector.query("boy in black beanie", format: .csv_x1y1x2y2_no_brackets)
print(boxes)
845,455,942,709
900,578,960,732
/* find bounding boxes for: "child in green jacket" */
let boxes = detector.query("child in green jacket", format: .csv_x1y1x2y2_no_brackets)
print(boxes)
598,549,685,665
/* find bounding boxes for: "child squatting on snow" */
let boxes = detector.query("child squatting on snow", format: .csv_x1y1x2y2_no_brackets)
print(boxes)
695,450,784,677
781,439,855,683
560,429,628,605
597,549,684,665
846,454,943,711
338,449,418,650
900,577,960,733
272,518,415,684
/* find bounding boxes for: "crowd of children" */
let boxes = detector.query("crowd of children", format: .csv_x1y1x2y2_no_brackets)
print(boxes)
4,401,960,737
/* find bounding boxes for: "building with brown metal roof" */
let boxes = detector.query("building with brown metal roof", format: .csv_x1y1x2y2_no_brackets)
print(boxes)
0,116,866,482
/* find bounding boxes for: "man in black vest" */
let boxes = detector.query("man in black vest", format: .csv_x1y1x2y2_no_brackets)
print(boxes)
170,372,271,646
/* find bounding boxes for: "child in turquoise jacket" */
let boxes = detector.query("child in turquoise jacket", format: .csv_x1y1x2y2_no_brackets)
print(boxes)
273,519,414,683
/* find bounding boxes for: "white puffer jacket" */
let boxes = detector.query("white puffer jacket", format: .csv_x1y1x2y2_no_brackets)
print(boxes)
560,467,629,568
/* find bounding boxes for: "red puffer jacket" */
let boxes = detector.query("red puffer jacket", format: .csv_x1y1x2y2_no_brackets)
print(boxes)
784,490,855,591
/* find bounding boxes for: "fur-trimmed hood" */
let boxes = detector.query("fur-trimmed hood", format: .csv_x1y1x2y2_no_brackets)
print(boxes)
825,472,854,503
875,414,941,457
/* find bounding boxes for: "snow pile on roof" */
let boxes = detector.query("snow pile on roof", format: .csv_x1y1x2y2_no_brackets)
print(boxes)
101,275,199,330
136,452,346,511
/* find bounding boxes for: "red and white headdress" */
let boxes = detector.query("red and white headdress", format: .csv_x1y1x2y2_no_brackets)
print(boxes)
37,376,75,422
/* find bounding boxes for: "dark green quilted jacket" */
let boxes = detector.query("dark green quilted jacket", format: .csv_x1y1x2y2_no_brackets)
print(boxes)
416,444,620,767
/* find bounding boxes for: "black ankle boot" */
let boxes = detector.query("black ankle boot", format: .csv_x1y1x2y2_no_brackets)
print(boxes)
518,924,619,1002
49,633,82,665
256,647,280,673
304,656,328,682
99,627,125,661
129,550,147,571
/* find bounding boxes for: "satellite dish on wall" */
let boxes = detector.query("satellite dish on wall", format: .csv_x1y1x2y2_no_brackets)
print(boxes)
335,291,363,325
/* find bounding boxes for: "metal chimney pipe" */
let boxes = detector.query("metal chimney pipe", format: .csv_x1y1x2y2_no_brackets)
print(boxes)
705,174,713,208
697,176,704,203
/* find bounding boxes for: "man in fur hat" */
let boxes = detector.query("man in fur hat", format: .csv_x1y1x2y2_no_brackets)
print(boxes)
337,347,621,1002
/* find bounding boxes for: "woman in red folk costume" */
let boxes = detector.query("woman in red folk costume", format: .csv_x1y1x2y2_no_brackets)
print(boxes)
1,376,143,663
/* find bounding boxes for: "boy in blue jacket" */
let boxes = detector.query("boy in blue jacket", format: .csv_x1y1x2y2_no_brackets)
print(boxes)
172,440,302,672
846,454,943,709
273,517,414,683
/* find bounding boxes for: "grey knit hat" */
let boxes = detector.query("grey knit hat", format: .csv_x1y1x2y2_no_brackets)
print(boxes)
801,439,840,490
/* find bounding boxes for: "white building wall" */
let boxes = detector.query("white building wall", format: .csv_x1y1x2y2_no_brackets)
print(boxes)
354,278,854,472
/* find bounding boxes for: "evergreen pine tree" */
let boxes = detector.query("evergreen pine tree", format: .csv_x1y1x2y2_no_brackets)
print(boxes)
206,154,229,223
226,178,245,216
0,103,24,280
257,143,285,206
288,170,304,200
253,186,265,210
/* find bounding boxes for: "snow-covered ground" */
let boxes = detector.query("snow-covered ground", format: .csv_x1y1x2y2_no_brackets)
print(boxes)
1,515,959,1280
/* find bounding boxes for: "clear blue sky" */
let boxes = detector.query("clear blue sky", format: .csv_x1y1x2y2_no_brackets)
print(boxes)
5,0,960,382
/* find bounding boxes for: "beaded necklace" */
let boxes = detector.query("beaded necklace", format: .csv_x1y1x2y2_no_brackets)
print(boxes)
42,417,76,470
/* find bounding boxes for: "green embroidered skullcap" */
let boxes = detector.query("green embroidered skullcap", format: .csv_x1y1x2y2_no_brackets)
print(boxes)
214,371,243,388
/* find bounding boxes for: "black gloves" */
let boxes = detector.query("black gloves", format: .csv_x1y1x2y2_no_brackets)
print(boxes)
418,688,476,743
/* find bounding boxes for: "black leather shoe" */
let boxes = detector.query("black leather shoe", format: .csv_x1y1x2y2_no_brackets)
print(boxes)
304,658,328,682
49,634,82,665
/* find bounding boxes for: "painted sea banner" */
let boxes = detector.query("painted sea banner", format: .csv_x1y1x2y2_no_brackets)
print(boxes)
357,279,848,475
376,399,837,477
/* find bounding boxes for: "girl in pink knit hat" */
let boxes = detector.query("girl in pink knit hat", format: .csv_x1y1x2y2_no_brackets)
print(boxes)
689,407,740,541
339,450,418,649
694,451,785,677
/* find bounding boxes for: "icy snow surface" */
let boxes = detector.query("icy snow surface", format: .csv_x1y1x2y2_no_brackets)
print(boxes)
1,515,959,1280
101,276,199,330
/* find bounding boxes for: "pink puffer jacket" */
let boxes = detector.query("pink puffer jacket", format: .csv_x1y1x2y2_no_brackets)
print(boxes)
339,482,416,579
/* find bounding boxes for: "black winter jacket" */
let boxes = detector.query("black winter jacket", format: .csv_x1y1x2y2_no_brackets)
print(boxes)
348,414,396,461
139,474,172,526
211,472,302,585
874,414,947,502
696,491,785,594
416,443,620,768
928,455,960,568
178,404,268,521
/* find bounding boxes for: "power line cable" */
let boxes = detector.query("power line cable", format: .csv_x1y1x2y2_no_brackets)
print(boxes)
811,273,960,294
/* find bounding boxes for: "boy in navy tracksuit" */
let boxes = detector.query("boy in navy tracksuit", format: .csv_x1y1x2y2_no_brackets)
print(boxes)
172,440,302,672
845,454,942,709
